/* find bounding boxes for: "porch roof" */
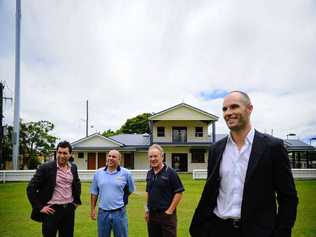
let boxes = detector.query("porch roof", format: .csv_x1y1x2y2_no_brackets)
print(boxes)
284,139,315,151
110,134,151,146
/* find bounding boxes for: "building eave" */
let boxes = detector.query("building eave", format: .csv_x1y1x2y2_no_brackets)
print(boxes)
71,133,124,147
149,103,218,121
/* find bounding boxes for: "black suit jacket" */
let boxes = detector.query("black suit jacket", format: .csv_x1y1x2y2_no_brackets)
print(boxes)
26,160,82,222
190,130,298,237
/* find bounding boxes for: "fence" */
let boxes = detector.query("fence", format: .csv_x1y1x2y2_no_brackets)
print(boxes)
192,169,316,180
1,169,316,183
0,169,148,183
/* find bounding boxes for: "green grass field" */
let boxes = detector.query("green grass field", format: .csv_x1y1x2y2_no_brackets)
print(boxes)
0,174,315,237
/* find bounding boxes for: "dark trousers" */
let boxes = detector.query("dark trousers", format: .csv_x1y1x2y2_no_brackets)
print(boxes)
205,214,241,237
147,211,177,237
42,203,75,237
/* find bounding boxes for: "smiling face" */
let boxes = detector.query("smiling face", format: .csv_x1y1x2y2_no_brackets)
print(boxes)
56,147,71,167
222,92,253,132
107,150,121,170
148,147,164,170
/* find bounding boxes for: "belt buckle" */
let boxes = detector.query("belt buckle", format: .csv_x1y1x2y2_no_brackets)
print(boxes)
232,219,240,228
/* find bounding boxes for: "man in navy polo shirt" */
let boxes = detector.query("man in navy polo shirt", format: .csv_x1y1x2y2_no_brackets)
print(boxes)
90,150,135,237
145,144,184,237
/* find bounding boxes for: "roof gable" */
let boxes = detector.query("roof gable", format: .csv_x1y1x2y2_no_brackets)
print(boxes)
72,133,123,148
149,103,218,121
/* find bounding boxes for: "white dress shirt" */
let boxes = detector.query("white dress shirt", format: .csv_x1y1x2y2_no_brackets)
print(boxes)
213,128,255,219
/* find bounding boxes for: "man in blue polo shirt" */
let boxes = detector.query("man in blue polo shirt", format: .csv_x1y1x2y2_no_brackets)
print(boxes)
90,150,135,237
145,144,184,237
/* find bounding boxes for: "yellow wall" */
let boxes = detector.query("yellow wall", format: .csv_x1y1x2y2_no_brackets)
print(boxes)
133,147,208,172
134,152,149,170
73,152,87,169
152,120,209,143
73,148,208,172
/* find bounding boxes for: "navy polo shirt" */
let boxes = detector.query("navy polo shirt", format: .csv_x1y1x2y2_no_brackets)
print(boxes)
146,165,184,211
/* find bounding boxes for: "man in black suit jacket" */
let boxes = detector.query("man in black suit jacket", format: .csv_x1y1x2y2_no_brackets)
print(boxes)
190,91,298,237
27,141,81,237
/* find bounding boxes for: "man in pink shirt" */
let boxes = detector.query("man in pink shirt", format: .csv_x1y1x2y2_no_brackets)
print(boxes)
27,141,81,237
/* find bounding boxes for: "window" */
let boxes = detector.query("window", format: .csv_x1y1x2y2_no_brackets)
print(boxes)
157,127,165,137
191,151,205,163
172,127,187,143
124,153,134,169
195,127,203,137
78,152,84,158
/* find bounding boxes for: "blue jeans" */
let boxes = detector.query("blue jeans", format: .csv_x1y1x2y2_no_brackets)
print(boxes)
98,207,128,237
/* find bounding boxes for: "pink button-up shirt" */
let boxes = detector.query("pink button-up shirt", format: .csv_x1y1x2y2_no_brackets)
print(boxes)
48,162,74,204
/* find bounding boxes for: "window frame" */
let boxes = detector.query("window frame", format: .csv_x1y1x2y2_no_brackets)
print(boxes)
191,150,205,163
157,126,165,137
195,127,203,137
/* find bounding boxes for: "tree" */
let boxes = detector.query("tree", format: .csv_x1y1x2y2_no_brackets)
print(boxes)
2,120,58,169
19,120,57,158
118,113,152,134
102,113,153,138
102,129,118,137
2,126,13,162
27,155,41,169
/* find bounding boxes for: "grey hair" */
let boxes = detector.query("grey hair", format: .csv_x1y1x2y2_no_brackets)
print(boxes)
148,144,164,156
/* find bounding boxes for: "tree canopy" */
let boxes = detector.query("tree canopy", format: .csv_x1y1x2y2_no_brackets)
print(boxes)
102,113,153,137
102,129,118,137
2,120,58,169
20,120,57,157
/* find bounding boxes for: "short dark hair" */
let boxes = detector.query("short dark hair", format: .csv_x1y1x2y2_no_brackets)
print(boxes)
56,141,72,153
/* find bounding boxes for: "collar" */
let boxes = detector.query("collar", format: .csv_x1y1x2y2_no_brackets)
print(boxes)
56,161,71,169
151,163,166,175
228,127,255,146
104,165,121,172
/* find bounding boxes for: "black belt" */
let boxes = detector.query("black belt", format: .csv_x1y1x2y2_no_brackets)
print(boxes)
51,203,73,208
213,214,241,229
100,206,124,212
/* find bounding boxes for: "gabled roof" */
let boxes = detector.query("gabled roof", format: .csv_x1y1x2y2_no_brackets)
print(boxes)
110,134,151,146
71,133,124,147
149,103,218,121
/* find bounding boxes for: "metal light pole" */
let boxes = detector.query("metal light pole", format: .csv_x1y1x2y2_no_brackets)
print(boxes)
12,0,21,170
86,100,88,137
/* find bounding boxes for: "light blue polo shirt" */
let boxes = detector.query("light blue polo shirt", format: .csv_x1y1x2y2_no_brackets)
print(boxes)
90,166,135,210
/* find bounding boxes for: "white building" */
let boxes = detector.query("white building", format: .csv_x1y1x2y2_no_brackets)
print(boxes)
71,103,219,171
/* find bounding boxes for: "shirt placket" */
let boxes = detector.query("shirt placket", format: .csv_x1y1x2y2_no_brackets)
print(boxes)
232,144,246,215
231,145,241,213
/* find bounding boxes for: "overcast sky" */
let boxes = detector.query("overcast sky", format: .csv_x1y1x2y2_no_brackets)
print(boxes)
1,0,315,144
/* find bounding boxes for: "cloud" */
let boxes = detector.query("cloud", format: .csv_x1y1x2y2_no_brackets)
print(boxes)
1,0,315,142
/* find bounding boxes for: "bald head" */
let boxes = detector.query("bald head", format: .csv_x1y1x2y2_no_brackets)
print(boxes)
107,150,121,171
222,90,253,132
227,91,251,106
109,150,121,159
